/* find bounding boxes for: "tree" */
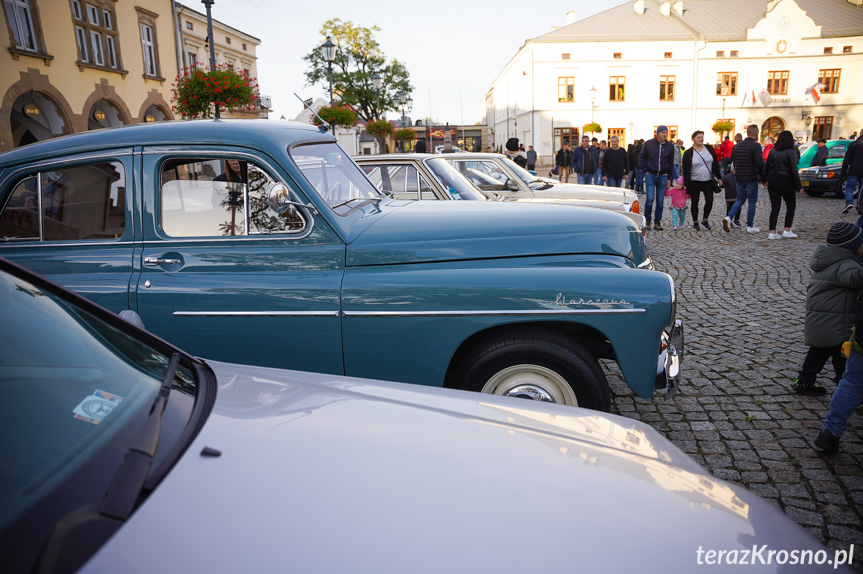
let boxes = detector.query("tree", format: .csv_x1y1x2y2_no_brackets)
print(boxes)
303,19,412,123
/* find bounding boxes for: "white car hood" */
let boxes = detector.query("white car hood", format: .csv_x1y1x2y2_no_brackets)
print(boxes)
81,361,826,573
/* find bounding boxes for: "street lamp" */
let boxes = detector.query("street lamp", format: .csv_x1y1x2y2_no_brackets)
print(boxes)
720,85,729,119
322,37,336,106
201,0,219,119
371,73,382,120
589,85,597,123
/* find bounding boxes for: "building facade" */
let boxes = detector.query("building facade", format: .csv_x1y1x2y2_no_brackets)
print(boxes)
174,2,269,118
1,0,178,151
483,0,863,166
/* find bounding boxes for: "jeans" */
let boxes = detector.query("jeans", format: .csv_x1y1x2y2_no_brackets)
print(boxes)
635,168,645,192
672,164,679,184
593,170,603,185
823,348,863,437
727,180,759,227
606,178,622,188
644,173,667,222
671,207,686,227
577,172,595,185
846,175,862,206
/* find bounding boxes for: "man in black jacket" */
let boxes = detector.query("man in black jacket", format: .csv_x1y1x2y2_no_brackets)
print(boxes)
723,124,766,233
813,139,829,168
638,126,675,230
845,133,863,216
602,135,628,188
556,143,572,183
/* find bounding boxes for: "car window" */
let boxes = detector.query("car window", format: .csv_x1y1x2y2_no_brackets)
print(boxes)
828,144,847,159
425,158,486,200
451,160,508,192
1,162,126,242
360,164,426,200
290,143,381,214
160,158,305,237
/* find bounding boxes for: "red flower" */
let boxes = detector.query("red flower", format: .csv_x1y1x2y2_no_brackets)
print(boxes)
215,88,221,93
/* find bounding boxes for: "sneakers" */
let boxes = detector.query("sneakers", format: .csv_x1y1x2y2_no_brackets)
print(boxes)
792,377,827,396
732,220,742,228
768,233,782,240
746,226,761,233
701,220,711,230
782,230,798,238
653,221,663,230
842,203,854,214
693,222,701,231
722,216,731,232
814,429,840,453
646,219,652,228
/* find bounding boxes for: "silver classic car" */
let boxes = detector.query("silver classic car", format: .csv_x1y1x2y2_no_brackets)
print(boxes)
354,153,645,229
0,257,847,574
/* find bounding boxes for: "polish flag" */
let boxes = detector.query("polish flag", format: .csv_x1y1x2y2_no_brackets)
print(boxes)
751,89,756,105
806,83,826,104
757,88,772,107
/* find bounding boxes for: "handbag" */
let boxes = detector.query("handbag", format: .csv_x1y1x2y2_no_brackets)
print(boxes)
552,165,559,176
695,148,720,193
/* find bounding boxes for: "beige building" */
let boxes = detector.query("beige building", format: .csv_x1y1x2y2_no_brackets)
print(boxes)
174,2,269,119
1,0,178,151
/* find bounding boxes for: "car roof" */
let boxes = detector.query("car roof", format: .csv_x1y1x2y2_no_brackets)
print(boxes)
0,120,330,167
354,154,437,161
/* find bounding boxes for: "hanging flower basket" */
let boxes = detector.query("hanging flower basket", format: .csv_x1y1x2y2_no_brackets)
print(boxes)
394,128,417,141
583,122,602,134
365,119,395,138
171,63,259,119
313,105,358,129
712,120,734,134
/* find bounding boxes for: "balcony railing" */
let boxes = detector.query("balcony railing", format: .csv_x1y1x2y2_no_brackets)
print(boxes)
258,95,272,111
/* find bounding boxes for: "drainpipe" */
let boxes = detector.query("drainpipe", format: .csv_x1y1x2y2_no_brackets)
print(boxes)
174,2,186,75
692,39,707,132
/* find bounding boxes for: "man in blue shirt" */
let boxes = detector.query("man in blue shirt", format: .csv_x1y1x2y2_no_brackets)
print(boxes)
638,125,675,230
571,135,600,185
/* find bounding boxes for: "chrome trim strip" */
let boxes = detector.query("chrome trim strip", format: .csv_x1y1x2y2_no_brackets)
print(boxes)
1,240,136,248
173,311,339,317
36,174,43,241
343,308,645,318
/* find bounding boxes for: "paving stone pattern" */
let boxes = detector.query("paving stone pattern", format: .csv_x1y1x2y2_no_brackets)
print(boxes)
607,192,863,568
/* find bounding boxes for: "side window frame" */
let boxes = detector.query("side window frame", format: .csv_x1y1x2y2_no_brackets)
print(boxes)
154,152,311,240
0,153,133,245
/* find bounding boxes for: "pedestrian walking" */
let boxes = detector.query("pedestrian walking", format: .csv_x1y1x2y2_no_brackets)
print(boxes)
682,130,722,230
762,137,774,162
638,126,675,230
665,177,690,230
765,130,802,239
794,222,863,401
718,136,734,173
723,124,766,233
721,170,741,228
842,132,863,214
595,140,607,185
813,223,863,453
633,139,645,193
572,135,600,185
556,143,573,183
602,135,629,188
672,139,684,183
526,145,537,171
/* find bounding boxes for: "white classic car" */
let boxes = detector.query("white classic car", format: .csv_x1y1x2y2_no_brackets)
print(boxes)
0,257,848,574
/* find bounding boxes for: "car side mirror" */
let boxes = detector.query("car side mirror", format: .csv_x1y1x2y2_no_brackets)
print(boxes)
505,178,519,191
267,183,319,215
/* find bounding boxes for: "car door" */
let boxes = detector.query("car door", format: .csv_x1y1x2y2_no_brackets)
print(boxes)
0,152,136,312
133,149,346,374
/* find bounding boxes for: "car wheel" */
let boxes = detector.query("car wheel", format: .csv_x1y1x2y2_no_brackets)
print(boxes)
834,177,847,199
804,189,825,197
453,334,611,411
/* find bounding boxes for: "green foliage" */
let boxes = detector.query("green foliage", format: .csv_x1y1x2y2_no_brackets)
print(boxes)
303,19,412,122
394,128,416,141
365,119,394,138
313,105,358,129
583,122,602,134
172,63,259,119
712,120,734,134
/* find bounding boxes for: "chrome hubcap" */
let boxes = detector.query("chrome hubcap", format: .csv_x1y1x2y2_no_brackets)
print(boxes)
481,364,578,406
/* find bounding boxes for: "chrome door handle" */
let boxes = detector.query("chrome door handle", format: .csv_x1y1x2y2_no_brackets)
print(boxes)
144,257,181,266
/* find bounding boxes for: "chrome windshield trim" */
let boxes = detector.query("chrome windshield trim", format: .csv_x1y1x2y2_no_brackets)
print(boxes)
343,308,645,318
173,311,339,317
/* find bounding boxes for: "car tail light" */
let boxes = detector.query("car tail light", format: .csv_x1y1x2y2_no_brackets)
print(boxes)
632,200,639,214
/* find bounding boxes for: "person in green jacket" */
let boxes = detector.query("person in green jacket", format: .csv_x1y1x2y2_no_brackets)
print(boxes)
794,222,863,395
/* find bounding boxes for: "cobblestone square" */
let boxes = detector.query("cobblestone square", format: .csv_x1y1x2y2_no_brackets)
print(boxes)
608,190,863,566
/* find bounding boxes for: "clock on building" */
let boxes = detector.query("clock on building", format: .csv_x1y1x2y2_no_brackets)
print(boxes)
779,16,791,30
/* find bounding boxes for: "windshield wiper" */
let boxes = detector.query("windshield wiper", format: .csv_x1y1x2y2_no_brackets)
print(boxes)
37,353,180,573
332,196,385,210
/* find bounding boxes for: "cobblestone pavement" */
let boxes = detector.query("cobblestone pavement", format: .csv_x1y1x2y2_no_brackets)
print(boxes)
606,190,863,567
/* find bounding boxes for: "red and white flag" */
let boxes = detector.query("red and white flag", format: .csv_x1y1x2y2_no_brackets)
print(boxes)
757,88,772,107
805,83,826,104
751,89,757,105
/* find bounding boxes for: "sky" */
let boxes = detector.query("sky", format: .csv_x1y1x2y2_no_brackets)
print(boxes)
205,0,629,125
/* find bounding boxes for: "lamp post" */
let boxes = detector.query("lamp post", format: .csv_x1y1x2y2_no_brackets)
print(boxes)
201,0,219,119
720,85,729,119
371,73,382,120
322,37,336,106
589,85,597,123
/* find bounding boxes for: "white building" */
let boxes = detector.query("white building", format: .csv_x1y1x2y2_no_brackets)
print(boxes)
483,0,863,166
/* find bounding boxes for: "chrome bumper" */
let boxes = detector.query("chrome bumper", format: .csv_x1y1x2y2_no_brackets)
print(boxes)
655,319,683,399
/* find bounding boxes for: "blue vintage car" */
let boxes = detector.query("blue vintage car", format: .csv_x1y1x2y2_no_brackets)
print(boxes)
0,120,681,411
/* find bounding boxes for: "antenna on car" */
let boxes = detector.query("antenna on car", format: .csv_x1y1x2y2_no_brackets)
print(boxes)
294,93,330,134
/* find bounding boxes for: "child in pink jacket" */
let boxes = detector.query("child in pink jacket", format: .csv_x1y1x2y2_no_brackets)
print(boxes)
666,176,691,230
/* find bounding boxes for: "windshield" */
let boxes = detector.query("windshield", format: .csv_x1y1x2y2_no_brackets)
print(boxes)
0,265,199,568
290,143,383,214
425,158,486,200
500,156,543,188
